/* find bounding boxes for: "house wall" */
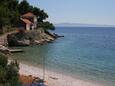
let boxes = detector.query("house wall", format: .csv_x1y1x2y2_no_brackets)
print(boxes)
26,24,30,31
34,17,37,28
20,15,38,31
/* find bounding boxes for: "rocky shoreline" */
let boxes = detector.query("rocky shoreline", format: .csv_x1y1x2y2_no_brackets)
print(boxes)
7,29,62,47
0,29,64,54
0,29,64,86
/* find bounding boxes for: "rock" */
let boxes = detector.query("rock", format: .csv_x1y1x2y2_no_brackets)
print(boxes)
53,33,64,38
7,30,59,47
7,33,29,47
0,45,10,54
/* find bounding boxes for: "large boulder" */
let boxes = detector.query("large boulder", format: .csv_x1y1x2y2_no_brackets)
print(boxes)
7,32,29,47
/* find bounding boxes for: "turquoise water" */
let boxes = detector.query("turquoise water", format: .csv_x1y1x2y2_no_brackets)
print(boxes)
12,27,115,86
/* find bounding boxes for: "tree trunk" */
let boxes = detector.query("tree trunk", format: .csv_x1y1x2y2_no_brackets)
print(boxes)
0,24,3,34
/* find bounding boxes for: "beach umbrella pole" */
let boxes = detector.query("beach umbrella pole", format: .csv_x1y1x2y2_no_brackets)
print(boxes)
43,56,45,81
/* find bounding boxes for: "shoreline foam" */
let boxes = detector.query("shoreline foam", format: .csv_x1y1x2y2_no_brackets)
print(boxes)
19,62,105,86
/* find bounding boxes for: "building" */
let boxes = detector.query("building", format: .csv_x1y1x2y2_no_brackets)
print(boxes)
18,12,37,31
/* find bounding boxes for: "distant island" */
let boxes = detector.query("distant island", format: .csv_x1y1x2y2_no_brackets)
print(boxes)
55,23,115,27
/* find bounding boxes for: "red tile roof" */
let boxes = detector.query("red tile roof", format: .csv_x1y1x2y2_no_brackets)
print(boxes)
21,18,32,24
22,12,35,17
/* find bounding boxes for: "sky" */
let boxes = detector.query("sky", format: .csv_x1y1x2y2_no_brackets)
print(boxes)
26,0,115,25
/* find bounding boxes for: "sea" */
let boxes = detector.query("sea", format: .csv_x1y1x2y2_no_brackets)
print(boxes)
12,27,115,86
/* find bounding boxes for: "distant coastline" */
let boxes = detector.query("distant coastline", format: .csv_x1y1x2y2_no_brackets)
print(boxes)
55,23,115,28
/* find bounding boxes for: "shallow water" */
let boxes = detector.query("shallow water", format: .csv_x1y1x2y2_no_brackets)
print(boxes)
12,27,115,86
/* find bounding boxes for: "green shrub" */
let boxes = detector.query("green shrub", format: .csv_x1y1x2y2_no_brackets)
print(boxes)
0,53,19,86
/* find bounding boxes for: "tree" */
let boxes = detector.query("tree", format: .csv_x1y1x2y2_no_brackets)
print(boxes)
0,0,55,32
32,7,40,17
37,10,48,22
7,0,20,26
18,1,53,30
0,6,10,32
0,0,19,30
38,21,55,31
18,0,30,15
7,0,19,12
0,53,19,86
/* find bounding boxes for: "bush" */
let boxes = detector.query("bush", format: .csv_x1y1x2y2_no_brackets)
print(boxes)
0,53,19,86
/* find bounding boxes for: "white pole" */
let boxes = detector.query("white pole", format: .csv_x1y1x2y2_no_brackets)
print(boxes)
43,56,45,81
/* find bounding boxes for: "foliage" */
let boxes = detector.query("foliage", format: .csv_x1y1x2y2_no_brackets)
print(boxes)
18,0,30,15
37,10,48,22
0,53,19,86
0,0,55,32
0,6,10,29
38,21,55,31
0,0,19,29
0,53,7,67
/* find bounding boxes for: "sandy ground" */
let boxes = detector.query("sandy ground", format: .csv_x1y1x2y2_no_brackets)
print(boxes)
19,63,105,86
